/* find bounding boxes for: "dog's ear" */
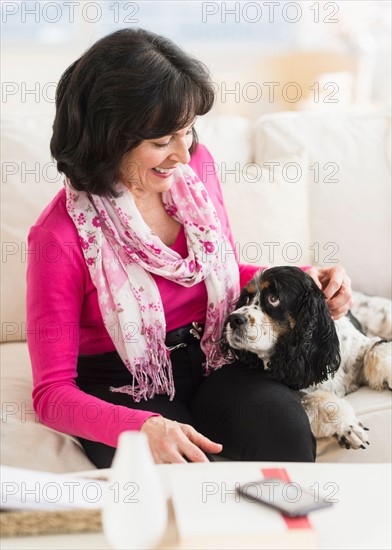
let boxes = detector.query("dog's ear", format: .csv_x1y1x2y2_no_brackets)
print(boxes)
232,348,264,369
267,281,341,390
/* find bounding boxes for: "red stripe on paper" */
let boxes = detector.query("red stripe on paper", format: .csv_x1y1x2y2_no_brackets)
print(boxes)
261,468,312,529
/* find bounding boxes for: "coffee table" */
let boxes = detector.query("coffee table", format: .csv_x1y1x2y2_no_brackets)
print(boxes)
1,462,391,549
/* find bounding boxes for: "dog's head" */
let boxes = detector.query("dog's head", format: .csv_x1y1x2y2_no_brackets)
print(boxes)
223,266,341,390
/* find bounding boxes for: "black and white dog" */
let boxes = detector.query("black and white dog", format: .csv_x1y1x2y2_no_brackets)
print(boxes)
224,267,391,450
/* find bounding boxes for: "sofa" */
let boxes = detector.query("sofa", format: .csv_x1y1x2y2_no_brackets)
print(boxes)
1,109,391,473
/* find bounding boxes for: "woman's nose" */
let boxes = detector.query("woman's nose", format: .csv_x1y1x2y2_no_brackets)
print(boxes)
168,139,191,164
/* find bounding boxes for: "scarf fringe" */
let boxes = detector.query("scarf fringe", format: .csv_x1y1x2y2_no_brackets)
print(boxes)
109,324,175,402
202,335,237,376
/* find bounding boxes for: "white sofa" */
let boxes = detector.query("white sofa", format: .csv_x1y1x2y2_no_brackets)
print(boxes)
1,110,391,472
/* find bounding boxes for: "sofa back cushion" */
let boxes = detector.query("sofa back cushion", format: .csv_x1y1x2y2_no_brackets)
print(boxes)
253,110,391,298
1,114,64,343
219,153,312,267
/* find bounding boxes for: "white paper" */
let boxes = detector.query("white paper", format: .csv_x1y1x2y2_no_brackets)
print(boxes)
0,465,108,511
169,466,289,537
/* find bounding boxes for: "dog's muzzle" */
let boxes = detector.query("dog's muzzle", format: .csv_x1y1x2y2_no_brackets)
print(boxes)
228,313,247,329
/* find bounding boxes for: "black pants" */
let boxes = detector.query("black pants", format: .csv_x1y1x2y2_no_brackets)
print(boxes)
76,343,316,468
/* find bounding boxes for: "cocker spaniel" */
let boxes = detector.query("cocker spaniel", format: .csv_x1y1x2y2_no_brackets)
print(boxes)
224,266,391,450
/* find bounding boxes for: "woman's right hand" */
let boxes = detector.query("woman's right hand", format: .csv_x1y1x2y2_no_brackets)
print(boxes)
140,416,223,463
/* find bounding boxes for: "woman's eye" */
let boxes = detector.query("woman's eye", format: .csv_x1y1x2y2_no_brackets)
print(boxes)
152,126,193,149
268,295,280,307
153,142,170,149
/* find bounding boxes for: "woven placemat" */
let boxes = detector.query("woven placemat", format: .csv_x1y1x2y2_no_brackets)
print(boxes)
0,508,102,537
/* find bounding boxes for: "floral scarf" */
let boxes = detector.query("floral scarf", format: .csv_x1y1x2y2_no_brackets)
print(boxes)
64,163,239,401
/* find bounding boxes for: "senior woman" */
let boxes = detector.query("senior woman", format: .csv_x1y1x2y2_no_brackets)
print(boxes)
26,28,352,468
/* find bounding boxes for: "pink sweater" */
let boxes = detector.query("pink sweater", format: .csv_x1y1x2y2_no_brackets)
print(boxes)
27,144,266,448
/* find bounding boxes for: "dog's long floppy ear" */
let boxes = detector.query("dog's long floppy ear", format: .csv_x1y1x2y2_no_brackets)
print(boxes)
267,279,341,390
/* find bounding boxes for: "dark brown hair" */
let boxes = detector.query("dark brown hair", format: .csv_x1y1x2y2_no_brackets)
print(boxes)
50,28,215,197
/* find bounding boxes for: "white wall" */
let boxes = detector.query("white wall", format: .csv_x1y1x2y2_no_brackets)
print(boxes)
1,1,390,119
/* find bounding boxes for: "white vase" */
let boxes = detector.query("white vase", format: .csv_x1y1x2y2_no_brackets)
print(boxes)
102,431,168,550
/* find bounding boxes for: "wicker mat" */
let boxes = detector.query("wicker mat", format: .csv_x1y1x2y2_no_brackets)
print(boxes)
0,508,102,537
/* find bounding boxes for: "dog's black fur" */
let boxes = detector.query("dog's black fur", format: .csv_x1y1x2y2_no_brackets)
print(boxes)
223,266,341,390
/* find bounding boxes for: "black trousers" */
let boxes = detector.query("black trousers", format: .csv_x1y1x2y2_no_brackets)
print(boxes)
76,342,316,468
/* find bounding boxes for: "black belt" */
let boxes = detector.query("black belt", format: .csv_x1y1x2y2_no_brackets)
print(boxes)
165,322,204,351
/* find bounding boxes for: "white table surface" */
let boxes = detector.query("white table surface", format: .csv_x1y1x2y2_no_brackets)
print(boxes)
1,461,391,550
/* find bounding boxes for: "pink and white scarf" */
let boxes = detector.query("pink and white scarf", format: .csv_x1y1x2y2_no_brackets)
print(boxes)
64,163,240,401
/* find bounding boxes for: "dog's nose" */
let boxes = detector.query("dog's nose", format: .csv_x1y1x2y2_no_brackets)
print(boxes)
228,313,247,329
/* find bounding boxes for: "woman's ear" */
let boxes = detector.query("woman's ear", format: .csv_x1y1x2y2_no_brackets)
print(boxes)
267,282,341,390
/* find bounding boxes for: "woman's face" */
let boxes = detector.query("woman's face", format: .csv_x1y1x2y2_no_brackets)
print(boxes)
119,119,196,197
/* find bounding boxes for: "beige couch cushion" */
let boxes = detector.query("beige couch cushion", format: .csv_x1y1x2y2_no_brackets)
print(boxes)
0,342,94,472
195,114,254,166
221,153,312,266
316,387,392,463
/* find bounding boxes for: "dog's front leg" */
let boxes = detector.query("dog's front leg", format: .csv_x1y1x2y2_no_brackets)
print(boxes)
301,389,369,450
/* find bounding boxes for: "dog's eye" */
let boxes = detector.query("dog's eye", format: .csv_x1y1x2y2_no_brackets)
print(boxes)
268,294,280,307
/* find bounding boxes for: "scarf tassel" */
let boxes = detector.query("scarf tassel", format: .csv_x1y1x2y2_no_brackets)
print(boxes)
109,325,176,402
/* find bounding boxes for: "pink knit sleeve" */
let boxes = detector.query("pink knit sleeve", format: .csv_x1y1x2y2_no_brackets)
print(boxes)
190,144,312,289
26,225,159,448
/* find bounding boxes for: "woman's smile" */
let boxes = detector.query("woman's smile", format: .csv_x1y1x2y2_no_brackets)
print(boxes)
151,166,176,178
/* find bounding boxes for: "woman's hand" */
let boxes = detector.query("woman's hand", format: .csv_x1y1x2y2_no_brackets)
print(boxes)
140,416,223,464
306,266,353,320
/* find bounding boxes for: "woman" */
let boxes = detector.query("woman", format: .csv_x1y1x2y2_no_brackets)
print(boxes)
26,28,352,468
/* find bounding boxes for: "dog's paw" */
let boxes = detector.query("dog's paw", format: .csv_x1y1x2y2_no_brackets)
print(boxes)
333,420,370,450
364,341,392,391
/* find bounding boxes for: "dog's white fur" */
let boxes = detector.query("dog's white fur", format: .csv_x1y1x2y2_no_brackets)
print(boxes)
302,314,391,448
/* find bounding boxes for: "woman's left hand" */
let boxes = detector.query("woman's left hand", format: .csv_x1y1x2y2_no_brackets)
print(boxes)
306,266,353,320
